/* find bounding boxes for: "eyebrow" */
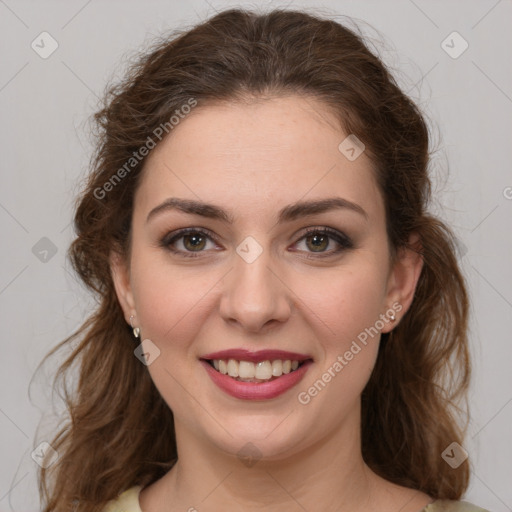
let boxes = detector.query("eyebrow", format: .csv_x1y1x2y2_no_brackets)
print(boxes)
146,196,368,224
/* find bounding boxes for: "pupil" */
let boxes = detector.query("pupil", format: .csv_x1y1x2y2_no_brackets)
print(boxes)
308,234,327,251
185,234,205,250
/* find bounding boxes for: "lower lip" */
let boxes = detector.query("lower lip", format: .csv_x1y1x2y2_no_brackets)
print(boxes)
200,360,312,400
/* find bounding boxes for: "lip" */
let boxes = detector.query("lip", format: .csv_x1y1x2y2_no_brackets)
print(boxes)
200,349,312,363
200,358,313,401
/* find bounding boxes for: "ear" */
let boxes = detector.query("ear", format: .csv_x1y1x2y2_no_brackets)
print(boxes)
110,250,136,325
381,232,424,333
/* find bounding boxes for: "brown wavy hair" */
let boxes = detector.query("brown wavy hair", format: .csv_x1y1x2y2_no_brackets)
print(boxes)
36,7,471,511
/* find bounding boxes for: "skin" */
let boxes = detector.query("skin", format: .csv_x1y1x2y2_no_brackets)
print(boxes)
111,94,430,512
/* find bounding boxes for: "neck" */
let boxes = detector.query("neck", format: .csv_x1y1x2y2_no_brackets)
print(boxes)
161,408,382,512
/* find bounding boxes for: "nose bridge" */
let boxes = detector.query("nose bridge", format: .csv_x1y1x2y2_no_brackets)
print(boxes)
219,236,292,332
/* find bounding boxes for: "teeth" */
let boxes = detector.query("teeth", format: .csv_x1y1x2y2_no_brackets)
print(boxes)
227,359,239,377
271,359,282,376
238,360,255,379
255,361,273,380
210,358,304,381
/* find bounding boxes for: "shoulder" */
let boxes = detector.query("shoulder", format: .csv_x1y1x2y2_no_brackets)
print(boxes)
102,485,143,512
424,499,491,512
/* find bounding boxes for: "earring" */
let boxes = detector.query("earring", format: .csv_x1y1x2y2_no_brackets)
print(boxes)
389,311,396,322
129,315,140,339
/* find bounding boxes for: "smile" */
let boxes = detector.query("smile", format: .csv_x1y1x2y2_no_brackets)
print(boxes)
200,349,313,400
209,358,303,382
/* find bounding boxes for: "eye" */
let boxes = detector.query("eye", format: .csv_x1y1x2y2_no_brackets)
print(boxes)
160,226,353,259
160,228,219,258
292,227,353,258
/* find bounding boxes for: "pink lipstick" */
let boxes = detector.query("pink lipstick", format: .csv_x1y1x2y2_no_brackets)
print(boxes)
200,349,313,400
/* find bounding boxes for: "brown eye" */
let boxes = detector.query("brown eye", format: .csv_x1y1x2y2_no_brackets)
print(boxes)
161,228,219,258
304,232,330,252
182,232,207,251
293,227,353,258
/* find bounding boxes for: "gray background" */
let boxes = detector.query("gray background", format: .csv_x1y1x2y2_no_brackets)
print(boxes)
0,0,511,510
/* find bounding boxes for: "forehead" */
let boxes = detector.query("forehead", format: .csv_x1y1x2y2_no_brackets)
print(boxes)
135,95,383,225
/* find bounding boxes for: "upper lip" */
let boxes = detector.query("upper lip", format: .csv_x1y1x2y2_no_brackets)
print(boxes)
200,349,313,363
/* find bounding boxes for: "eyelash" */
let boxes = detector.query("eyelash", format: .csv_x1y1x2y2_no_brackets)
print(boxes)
159,226,354,259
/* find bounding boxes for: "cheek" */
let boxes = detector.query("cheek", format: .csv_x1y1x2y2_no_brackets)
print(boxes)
294,262,387,347
129,256,217,415
131,261,211,352
291,259,388,407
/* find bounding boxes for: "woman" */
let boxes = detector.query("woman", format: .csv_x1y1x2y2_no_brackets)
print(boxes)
37,7,490,512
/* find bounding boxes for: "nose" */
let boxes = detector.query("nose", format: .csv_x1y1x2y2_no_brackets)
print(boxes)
218,244,293,334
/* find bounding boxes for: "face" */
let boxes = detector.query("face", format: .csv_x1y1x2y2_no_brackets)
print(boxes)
111,94,422,461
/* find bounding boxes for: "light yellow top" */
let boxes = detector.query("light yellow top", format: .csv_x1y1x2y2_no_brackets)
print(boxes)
102,485,491,512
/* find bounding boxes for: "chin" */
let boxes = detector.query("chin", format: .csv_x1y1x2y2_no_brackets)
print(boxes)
198,409,315,463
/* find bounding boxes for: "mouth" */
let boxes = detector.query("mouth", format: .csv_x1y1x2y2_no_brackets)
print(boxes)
203,358,310,383
199,349,313,400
